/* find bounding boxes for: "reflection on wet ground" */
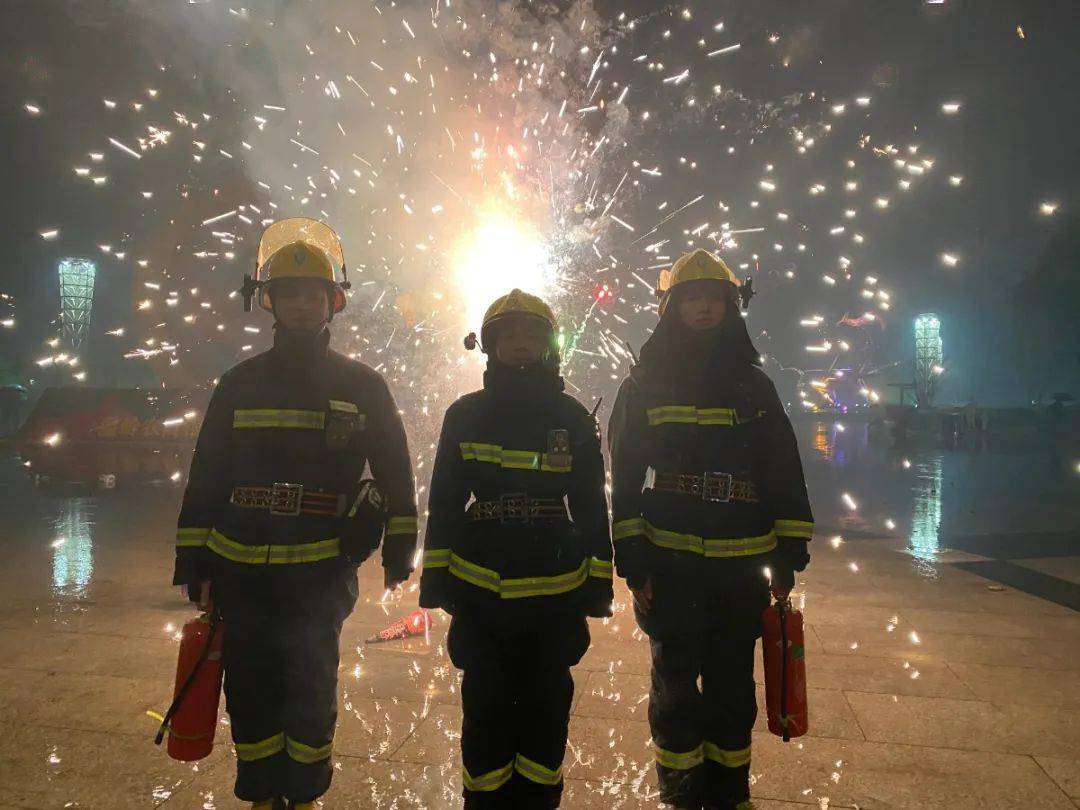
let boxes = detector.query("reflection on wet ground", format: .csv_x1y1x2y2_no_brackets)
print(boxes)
798,419,1080,603
51,498,95,597
6,419,1077,611
1,422,1079,808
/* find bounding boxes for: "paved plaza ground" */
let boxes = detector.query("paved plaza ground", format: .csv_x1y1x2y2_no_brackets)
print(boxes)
2,476,1080,809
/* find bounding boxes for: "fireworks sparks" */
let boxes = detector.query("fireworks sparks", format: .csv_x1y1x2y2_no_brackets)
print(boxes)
452,209,557,327
13,16,1059,793
18,1,989,426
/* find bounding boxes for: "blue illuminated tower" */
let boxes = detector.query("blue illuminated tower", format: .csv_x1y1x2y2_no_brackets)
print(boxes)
914,314,943,407
58,258,96,354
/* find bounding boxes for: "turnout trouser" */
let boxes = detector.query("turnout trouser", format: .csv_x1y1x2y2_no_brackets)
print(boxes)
447,613,591,809
641,565,770,809
218,567,358,803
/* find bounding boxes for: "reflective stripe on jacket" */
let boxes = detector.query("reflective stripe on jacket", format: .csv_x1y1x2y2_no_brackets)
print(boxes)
418,366,613,619
172,327,418,584
607,363,813,581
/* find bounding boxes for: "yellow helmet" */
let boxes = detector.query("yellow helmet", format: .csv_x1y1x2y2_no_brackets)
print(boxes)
471,289,557,352
248,218,349,314
658,248,739,314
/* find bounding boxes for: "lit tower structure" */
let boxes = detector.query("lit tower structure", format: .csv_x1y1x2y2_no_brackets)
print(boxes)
913,313,943,407
58,258,96,354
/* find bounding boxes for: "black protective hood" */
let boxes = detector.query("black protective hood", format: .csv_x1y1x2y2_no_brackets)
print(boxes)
636,282,761,384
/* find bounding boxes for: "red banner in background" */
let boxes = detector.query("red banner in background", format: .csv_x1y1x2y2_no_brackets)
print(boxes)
14,388,208,489
19,387,207,445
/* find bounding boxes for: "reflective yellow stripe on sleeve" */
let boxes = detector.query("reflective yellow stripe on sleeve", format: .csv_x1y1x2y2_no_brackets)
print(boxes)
588,557,614,580
233,409,326,430
459,442,572,473
176,527,210,548
628,520,777,558
206,529,340,564
285,736,333,764
514,753,563,785
773,519,814,539
235,732,285,762
703,742,751,768
463,761,514,792
423,548,451,569
386,516,419,536
654,743,704,771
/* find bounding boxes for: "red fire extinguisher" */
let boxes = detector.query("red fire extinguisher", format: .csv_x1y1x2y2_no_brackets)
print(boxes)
762,595,808,741
154,610,224,761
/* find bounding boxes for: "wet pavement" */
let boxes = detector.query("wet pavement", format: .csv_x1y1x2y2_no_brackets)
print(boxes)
1,421,1079,808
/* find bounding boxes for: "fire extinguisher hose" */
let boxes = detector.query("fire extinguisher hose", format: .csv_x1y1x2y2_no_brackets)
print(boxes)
153,608,222,746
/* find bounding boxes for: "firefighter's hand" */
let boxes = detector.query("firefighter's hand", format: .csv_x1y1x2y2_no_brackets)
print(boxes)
771,565,795,600
383,567,409,592
629,578,653,615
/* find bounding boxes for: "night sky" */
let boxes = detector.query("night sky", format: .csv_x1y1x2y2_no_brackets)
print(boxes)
2,0,1078,408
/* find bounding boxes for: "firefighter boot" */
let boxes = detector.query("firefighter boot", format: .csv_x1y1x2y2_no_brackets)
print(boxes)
250,800,286,810
290,803,316,809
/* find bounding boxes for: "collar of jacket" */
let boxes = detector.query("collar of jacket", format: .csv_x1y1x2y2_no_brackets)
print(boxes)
271,324,331,364
482,360,565,402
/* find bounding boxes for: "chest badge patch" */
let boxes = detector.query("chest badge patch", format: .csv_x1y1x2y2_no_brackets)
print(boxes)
326,401,363,450
546,428,572,468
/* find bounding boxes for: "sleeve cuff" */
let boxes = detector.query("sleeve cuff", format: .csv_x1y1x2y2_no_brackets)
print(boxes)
773,519,814,540
386,515,419,537
587,557,613,581
176,527,211,549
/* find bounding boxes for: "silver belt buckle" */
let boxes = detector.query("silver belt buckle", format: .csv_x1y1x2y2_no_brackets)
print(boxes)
702,472,733,503
499,493,531,524
270,482,304,516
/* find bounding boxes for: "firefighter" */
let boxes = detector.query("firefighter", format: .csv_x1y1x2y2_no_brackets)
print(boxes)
172,218,418,809
608,249,813,810
419,289,613,808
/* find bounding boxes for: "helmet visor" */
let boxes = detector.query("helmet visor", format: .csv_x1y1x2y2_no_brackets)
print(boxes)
257,218,344,273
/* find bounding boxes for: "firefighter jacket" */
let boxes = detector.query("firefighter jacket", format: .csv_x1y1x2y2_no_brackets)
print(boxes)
418,362,614,622
608,310,813,593
172,326,418,586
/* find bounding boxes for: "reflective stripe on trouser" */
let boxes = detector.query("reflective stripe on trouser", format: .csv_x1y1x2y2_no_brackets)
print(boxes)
647,588,765,806
235,733,331,765
236,732,286,762
448,616,588,809
221,571,356,803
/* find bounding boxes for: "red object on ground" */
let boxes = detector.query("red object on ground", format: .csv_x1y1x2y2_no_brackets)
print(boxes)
166,613,224,761
762,597,808,741
366,608,431,644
